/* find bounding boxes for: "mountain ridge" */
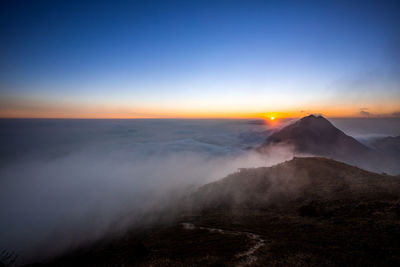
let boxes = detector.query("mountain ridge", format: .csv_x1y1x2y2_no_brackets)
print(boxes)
260,115,400,174
192,156,400,211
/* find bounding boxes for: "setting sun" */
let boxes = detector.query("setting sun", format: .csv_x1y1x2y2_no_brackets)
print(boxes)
265,113,279,121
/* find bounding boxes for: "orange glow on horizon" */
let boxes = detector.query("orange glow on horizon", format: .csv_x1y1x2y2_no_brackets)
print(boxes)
1,105,400,119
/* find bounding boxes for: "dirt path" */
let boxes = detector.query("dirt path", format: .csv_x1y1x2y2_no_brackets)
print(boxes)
181,222,266,266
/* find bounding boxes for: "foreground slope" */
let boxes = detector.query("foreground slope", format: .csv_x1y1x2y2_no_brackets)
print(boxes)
43,157,400,267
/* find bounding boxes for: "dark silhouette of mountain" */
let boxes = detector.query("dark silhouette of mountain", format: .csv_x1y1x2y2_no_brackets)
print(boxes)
45,157,400,266
265,115,370,157
261,115,400,174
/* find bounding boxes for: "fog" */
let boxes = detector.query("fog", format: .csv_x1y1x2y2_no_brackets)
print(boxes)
330,118,400,137
0,118,398,264
330,118,400,147
0,119,294,263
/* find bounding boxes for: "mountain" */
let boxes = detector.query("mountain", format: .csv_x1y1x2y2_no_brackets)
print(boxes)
261,115,399,174
265,115,369,157
44,157,400,266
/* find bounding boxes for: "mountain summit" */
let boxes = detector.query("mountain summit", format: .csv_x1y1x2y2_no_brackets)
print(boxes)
265,115,369,157
261,115,388,172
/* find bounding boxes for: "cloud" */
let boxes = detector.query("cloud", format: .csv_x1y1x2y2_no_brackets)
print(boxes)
0,120,293,264
359,110,371,116
359,108,372,117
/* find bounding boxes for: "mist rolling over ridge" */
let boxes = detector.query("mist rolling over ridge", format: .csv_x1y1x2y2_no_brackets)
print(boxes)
0,119,288,262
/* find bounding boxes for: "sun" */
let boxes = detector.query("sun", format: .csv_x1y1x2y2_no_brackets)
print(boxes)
265,113,278,121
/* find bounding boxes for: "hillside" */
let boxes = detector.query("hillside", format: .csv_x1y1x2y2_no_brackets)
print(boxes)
192,157,400,209
40,157,400,267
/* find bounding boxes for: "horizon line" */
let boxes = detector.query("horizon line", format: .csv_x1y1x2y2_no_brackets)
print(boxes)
1,116,399,120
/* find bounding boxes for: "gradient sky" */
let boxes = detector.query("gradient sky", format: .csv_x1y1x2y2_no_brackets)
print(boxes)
1,0,400,118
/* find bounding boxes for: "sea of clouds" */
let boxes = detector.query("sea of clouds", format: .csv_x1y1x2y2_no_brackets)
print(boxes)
1,118,399,263
0,119,293,263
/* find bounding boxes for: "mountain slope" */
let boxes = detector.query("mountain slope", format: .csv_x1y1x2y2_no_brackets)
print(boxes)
193,157,400,210
45,157,400,266
261,115,400,174
265,115,369,156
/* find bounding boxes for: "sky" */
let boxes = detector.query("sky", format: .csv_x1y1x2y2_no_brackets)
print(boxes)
0,0,400,119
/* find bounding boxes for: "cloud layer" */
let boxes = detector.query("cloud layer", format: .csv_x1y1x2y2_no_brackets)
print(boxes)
0,119,291,263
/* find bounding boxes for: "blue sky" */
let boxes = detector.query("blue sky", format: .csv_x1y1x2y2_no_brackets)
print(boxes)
0,0,399,118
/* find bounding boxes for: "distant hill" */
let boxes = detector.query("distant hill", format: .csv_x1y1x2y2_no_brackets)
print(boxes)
261,115,399,174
